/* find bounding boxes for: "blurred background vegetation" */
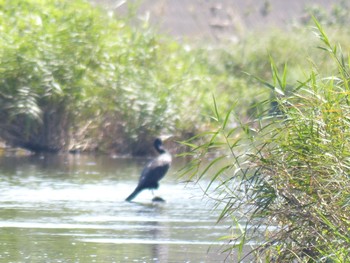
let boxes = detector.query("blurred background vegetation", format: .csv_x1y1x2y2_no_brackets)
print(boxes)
0,0,349,156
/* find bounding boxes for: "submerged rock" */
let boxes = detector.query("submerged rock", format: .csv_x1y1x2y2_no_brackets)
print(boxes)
152,196,166,203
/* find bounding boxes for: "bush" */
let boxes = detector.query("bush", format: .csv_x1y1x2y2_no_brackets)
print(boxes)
0,0,114,152
0,0,215,154
182,18,350,262
2,1,350,156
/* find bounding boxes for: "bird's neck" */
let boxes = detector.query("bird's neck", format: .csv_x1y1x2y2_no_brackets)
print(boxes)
156,147,166,154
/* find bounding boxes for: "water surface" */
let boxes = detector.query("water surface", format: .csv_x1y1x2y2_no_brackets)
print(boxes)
0,154,239,262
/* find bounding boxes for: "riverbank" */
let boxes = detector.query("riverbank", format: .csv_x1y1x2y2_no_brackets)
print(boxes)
1,0,350,157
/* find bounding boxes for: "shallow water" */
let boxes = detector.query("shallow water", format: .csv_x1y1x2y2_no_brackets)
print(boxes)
0,154,244,262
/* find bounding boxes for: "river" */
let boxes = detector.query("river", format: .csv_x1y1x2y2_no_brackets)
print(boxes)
0,153,249,262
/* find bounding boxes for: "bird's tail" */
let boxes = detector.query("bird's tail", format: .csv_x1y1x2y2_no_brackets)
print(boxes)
125,186,143,202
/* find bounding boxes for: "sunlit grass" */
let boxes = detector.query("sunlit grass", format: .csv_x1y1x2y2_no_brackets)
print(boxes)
182,18,350,262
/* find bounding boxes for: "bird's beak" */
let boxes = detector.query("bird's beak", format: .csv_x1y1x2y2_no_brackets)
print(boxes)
158,134,173,142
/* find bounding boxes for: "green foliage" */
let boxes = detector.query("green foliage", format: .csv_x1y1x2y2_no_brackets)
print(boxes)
2,0,350,155
82,34,215,154
0,0,215,153
0,0,112,151
182,19,350,262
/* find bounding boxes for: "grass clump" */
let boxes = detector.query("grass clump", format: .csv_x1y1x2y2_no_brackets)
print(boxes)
182,19,350,262
0,0,216,154
0,0,118,152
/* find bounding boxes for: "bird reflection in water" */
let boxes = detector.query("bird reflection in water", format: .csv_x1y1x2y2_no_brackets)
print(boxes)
136,202,170,262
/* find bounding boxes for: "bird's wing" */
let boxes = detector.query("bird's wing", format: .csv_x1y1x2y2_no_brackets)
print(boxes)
138,159,169,187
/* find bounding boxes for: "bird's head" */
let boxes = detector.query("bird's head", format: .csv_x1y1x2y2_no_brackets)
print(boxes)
154,138,165,153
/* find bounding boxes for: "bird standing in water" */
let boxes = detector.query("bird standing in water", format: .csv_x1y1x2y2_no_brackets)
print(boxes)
125,138,172,202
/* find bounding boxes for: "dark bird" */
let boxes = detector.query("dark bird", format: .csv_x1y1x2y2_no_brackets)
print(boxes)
125,138,172,202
